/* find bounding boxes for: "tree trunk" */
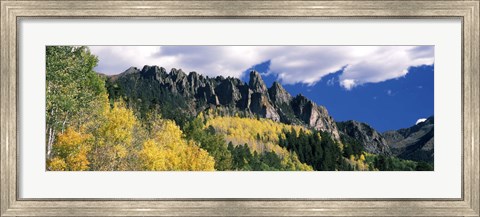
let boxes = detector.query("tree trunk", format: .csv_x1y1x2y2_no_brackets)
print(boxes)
46,127,55,159
61,112,69,133
46,108,56,160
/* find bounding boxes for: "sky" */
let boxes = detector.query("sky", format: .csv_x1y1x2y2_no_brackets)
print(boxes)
89,46,434,132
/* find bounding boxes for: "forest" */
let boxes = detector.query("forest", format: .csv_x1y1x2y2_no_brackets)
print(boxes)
46,46,432,171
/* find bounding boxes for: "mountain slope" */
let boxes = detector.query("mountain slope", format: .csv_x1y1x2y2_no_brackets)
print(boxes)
106,65,341,140
336,120,392,155
383,116,434,163
336,117,434,161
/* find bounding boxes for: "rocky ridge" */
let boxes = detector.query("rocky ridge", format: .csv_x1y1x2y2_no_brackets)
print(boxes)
383,116,434,163
337,116,434,162
106,66,341,140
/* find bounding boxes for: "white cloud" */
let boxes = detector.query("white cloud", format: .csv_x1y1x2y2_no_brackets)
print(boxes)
90,46,265,79
88,46,434,89
89,46,162,74
416,118,427,125
340,79,356,90
338,46,434,89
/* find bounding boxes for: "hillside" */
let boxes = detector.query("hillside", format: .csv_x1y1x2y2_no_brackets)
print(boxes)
338,117,434,164
337,120,392,155
383,116,434,163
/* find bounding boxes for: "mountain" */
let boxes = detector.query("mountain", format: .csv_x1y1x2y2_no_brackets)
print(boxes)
336,120,392,155
336,117,434,162
105,66,341,140
383,116,434,163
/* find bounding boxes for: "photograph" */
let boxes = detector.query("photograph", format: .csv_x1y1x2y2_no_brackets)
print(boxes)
45,45,434,171
2,1,477,215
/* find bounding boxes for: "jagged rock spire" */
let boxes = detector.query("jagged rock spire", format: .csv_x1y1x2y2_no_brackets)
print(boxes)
248,70,268,93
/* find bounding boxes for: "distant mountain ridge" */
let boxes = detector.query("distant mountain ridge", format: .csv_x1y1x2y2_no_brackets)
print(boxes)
106,65,341,140
337,116,434,162
383,116,434,163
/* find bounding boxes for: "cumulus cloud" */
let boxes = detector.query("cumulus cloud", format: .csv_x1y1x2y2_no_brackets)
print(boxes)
89,46,264,79
88,45,434,89
416,118,427,125
339,46,434,89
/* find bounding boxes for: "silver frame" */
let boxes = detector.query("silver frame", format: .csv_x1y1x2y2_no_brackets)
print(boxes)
1,1,479,216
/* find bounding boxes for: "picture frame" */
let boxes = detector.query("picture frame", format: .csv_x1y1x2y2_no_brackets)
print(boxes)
1,0,478,216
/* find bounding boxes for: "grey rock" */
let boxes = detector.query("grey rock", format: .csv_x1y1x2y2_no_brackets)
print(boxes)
237,85,251,109
215,79,242,106
249,70,268,93
268,81,292,105
140,65,167,81
249,92,280,121
290,94,341,140
123,66,140,75
337,120,392,155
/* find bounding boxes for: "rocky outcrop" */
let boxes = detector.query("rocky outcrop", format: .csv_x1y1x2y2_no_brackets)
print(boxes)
291,95,340,140
248,71,280,121
139,65,167,81
383,116,434,163
268,81,292,105
249,71,268,93
107,65,342,141
337,120,392,155
215,79,242,106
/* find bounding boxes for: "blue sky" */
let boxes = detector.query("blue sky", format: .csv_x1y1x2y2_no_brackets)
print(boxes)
247,61,433,132
89,46,434,132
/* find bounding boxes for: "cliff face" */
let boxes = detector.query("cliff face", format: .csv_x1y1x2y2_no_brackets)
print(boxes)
106,65,341,140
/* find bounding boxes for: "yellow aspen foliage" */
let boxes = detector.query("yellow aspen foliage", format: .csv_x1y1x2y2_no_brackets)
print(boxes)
139,120,215,171
359,154,366,162
345,153,369,171
205,116,308,155
98,102,137,145
353,154,368,170
47,157,67,171
205,116,307,146
205,116,312,171
349,155,356,161
90,101,138,171
47,127,92,171
281,153,313,171
139,139,167,170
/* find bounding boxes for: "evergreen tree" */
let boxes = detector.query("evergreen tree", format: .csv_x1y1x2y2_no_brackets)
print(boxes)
183,116,233,170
